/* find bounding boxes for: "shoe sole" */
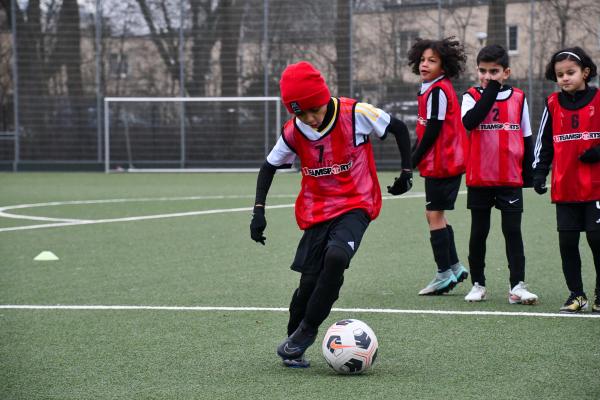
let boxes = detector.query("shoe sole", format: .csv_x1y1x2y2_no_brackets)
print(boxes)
282,359,310,368
419,280,457,296
559,309,586,314
559,304,588,314
465,294,486,302
509,297,538,305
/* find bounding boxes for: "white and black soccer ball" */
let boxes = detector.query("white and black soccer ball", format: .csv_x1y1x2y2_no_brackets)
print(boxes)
321,319,378,374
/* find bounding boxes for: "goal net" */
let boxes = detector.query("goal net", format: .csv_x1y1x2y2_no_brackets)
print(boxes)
103,97,282,172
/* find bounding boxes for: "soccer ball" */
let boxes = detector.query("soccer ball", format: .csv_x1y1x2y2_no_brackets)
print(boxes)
321,319,378,374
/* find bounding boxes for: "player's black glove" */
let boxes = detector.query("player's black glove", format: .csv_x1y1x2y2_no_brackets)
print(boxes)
579,146,600,163
387,169,413,195
250,206,266,245
532,172,547,195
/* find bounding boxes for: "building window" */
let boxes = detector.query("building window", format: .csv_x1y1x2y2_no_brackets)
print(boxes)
109,54,129,78
396,30,419,60
507,25,518,53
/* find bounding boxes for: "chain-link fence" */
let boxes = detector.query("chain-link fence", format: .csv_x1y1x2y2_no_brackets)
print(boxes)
1,0,599,171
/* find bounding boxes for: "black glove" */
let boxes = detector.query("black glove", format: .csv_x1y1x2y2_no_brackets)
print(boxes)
250,206,266,245
387,170,413,195
579,146,600,163
532,173,547,195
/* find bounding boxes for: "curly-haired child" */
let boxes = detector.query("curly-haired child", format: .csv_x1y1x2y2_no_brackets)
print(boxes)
407,37,469,295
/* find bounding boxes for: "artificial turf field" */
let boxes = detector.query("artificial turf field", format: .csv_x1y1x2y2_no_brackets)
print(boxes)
1,172,598,399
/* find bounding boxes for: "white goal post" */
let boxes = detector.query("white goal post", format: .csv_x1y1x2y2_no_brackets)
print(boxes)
103,96,282,173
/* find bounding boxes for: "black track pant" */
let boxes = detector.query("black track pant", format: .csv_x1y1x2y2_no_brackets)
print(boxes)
559,230,600,295
287,245,349,336
468,208,525,288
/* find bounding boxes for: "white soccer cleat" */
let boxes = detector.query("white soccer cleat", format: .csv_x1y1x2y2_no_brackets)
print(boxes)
464,282,487,302
509,281,538,305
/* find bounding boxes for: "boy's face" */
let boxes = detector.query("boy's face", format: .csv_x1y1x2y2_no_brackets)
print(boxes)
477,61,510,88
419,48,444,82
295,104,328,130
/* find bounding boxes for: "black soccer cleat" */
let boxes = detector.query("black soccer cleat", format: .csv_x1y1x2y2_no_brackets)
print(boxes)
559,292,588,314
281,355,311,368
276,321,317,363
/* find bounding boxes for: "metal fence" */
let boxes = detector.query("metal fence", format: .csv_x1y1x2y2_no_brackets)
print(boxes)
1,0,599,171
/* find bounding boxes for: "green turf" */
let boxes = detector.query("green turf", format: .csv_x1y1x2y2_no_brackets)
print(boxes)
0,172,598,399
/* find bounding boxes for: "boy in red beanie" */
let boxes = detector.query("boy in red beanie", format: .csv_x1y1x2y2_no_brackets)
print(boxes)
250,61,413,367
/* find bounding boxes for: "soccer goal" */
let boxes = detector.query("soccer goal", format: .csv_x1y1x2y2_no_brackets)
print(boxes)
103,97,282,173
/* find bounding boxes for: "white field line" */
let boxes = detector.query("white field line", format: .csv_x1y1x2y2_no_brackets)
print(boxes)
0,194,295,220
0,191,435,233
0,304,598,319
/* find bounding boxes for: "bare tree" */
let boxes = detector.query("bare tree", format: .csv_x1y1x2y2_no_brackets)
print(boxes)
545,0,600,48
58,0,86,148
13,0,47,153
534,0,600,77
0,0,13,133
335,0,351,97
218,0,243,97
189,1,219,97
135,0,182,86
446,0,477,48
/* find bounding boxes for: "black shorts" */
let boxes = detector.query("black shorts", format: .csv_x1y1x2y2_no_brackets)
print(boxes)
467,186,523,212
291,209,370,274
424,175,462,211
556,201,600,232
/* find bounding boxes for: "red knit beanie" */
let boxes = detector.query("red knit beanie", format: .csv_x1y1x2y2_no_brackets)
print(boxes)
279,61,331,114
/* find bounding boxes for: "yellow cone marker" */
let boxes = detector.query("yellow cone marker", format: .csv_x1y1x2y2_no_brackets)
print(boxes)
34,251,59,261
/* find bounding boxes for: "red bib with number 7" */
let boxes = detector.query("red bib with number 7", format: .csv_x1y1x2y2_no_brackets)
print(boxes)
282,97,381,230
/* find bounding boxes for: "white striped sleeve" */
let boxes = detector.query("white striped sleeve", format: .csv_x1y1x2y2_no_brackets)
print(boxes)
461,93,476,118
532,105,549,168
427,88,447,120
521,98,532,138
354,102,391,139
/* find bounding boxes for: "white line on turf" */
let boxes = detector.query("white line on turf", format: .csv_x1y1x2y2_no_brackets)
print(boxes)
0,191,435,233
0,304,597,318
0,194,296,224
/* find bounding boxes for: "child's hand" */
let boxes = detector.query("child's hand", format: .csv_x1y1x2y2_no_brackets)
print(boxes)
387,170,413,195
250,206,267,245
579,146,600,163
533,174,547,195
484,79,502,89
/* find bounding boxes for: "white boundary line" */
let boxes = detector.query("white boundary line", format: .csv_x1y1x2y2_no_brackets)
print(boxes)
0,191,432,233
0,304,598,318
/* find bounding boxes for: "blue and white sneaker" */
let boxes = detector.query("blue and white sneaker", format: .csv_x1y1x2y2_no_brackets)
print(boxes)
450,262,468,283
277,322,317,367
418,269,458,295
